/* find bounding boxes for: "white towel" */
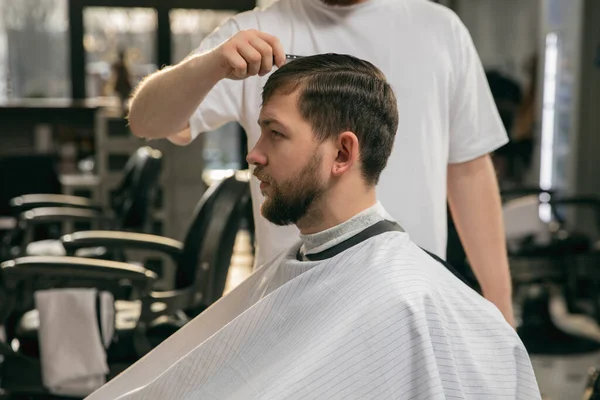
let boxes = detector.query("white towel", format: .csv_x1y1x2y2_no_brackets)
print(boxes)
35,288,115,397
26,239,67,256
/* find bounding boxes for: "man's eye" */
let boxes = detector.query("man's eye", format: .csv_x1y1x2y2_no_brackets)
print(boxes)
271,130,283,138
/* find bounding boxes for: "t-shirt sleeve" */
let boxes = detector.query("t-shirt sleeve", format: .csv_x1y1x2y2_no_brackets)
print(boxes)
447,16,509,164
188,17,245,141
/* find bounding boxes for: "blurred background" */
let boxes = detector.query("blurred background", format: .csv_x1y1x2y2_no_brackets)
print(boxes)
0,1,599,399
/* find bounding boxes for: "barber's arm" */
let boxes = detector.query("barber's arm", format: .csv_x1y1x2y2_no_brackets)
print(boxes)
445,15,514,326
128,29,286,143
128,52,227,142
447,155,514,327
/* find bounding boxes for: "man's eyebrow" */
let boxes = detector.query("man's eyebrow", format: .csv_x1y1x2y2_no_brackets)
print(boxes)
258,119,288,130
258,119,274,126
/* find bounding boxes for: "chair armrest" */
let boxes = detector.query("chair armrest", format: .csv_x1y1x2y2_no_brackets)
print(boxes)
0,256,157,320
20,207,112,225
1,256,156,300
61,230,183,259
509,257,564,284
10,194,103,214
140,288,197,323
550,195,600,207
549,195,600,228
0,216,16,230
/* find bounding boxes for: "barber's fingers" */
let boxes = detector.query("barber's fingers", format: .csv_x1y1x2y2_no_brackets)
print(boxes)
218,30,286,80
237,44,263,77
226,51,249,79
249,37,274,76
253,30,286,68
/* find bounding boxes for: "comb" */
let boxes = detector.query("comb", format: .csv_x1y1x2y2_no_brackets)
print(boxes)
285,54,303,61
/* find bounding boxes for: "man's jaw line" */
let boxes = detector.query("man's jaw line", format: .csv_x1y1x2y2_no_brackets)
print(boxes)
296,185,378,235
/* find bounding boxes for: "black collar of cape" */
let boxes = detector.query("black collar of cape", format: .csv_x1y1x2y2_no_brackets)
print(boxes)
298,219,472,287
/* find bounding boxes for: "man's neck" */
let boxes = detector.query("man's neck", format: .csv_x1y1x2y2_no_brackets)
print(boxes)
296,188,377,235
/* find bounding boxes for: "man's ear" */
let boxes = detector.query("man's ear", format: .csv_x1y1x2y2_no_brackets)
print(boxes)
332,131,359,177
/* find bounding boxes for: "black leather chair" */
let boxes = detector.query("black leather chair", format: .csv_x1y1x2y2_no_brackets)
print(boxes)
446,187,556,292
60,172,252,316
546,196,600,318
505,193,600,355
0,256,157,399
18,172,251,365
2,146,163,261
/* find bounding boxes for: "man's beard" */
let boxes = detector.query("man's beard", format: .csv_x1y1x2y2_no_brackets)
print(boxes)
320,0,364,5
254,153,325,226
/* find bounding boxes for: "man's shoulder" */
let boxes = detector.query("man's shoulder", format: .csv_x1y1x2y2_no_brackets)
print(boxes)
394,0,466,45
228,0,297,30
198,1,298,53
352,236,502,321
356,234,472,291
359,229,417,258
341,231,439,282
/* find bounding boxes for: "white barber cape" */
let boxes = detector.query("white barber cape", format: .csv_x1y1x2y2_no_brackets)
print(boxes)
88,206,540,400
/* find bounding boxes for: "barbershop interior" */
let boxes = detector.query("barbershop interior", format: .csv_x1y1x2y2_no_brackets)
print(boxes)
0,0,600,399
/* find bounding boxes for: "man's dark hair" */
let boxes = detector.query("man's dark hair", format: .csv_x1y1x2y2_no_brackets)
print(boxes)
262,53,399,185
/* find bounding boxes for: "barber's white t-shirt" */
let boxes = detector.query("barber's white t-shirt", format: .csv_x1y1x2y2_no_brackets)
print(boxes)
189,0,508,266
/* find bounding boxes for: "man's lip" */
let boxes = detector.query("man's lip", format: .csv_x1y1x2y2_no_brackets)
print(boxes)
259,181,270,190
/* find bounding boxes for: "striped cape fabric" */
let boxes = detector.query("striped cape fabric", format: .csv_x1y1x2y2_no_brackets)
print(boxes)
88,230,540,400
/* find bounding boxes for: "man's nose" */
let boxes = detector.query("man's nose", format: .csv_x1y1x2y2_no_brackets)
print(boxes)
246,144,267,166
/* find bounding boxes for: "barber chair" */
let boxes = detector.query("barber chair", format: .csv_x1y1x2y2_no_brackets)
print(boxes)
50,172,249,348
505,193,600,399
444,187,556,292
60,172,253,315
0,173,252,399
548,197,600,319
0,256,157,399
1,146,163,261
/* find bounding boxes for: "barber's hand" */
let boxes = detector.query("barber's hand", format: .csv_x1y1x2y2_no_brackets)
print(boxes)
213,29,286,80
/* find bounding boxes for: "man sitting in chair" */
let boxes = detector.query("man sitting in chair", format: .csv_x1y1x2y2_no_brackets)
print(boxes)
90,54,540,400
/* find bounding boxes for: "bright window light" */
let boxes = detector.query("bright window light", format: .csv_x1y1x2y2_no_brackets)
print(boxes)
539,32,559,222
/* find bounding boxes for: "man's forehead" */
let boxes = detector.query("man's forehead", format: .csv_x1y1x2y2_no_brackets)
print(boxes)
262,89,300,108
259,91,301,120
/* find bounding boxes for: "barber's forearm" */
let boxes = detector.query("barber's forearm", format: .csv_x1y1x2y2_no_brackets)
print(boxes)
128,51,225,139
447,155,515,326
